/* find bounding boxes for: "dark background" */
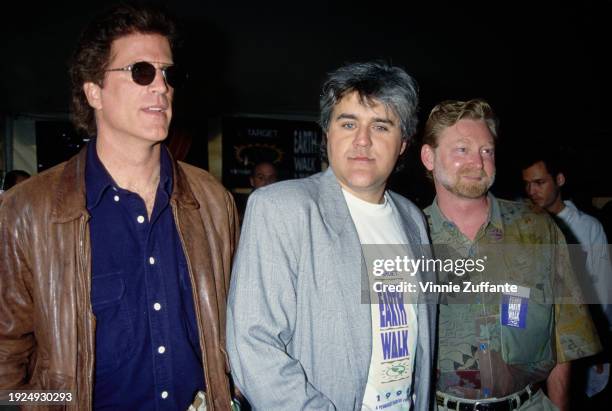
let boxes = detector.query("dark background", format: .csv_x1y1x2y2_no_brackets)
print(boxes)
1,0,610,206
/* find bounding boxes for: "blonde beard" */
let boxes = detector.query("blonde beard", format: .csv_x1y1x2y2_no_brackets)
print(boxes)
435,167,495,199
451,178,493,198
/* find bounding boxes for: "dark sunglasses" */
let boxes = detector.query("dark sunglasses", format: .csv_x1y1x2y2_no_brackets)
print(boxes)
106,61,186,88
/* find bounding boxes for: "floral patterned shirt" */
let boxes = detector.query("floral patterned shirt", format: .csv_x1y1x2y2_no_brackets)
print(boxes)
425,194,601,399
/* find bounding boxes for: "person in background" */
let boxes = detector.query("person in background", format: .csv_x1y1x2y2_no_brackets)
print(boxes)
521,153,611,304
249,161,278,189
522,152,612,405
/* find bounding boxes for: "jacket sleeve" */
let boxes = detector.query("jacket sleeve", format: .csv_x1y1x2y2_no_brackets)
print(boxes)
0,198,36,388
226,191,336,410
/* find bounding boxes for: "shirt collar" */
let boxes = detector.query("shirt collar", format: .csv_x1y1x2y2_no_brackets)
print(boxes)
487,193,504,232
426,192,504,234
158,146,173,197
558,200,577,217
85,140,115,210
85,139,173,211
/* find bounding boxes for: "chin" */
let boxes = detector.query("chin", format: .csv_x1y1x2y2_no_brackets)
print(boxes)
143,129,170,142
347,174,376,187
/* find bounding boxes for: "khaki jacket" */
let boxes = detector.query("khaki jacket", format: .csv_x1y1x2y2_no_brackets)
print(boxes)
0,147,239,410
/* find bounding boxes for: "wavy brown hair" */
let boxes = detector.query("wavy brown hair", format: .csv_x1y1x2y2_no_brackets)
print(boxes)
69,3,178,136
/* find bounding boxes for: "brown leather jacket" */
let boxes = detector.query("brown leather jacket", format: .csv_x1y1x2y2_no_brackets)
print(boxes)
0,147,239,410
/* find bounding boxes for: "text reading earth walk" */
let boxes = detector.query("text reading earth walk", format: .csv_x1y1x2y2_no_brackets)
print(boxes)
378,291,410,362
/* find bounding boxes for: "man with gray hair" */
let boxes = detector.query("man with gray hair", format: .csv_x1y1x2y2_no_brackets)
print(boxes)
227,61,436,410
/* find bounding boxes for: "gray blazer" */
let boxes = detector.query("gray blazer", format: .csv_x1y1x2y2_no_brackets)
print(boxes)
227,168,436,410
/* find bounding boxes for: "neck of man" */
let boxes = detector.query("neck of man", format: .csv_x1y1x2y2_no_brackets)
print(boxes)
342,185,386,204
95,134,162,217
546,194,565,215
435,186,490,241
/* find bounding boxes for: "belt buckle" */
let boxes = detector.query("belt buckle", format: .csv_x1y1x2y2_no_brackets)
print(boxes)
472,400,483,411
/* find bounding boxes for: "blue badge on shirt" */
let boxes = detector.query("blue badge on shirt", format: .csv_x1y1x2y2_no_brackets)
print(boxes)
501,286,530,329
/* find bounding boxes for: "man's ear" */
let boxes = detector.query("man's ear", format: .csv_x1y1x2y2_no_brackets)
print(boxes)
421,144,435,171
556,172,566,187
83,82,102,110
399,139,408,156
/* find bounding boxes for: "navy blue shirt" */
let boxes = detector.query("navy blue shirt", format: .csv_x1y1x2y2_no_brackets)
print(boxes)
86,142,204,410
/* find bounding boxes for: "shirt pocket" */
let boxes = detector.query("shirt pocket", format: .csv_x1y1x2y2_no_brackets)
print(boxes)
500,287,554,365
91,272,136,375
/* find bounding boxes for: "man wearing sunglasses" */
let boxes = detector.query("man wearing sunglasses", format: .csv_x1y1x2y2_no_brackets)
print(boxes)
0,4,238,411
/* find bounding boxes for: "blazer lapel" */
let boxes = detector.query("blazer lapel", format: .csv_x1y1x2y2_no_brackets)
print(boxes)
318,168,372,380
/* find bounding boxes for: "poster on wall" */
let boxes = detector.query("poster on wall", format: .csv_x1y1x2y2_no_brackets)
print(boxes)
222,116,323,190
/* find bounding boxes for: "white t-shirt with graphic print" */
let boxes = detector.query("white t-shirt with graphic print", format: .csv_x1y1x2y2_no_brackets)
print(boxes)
342,189,418,411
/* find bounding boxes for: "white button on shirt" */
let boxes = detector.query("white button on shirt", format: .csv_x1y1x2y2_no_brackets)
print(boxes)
153,303,161,311
161,391,168,399
149,257,155,265
158,346,166,354
137,215,145,224
113,195,119,202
